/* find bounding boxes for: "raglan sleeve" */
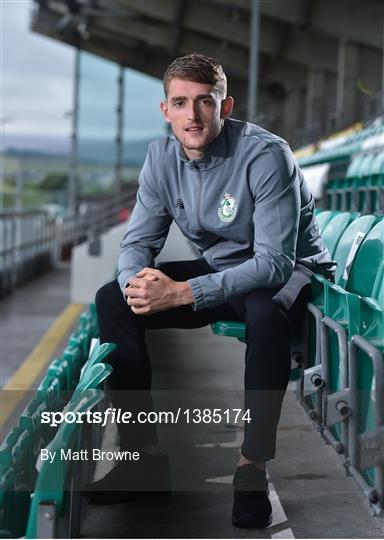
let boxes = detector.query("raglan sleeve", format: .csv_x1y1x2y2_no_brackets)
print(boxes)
117,147,173,297
187,142,300,310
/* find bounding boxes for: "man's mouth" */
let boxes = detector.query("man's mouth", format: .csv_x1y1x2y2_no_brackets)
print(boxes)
185,126,203,132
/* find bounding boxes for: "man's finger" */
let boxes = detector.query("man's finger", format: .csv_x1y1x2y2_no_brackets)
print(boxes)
128,277,150,289
131,305,153,315
143,274,158,281
136,268,163,279
127,296,148,307
125,287,146,299
124,287,144,297
136,269,159,281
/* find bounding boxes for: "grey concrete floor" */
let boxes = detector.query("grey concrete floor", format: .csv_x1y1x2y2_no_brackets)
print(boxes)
0,263,71,389
81,327,384,539
0,263,73,438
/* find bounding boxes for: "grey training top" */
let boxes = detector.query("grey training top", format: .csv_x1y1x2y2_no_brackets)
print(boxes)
117,118,332,311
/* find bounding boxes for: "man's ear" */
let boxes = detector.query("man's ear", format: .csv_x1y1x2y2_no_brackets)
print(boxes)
160,100,171,123
220,96,234,119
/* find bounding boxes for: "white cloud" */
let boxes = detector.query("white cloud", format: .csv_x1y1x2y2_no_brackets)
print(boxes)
1,1,166,144
2,0,74,136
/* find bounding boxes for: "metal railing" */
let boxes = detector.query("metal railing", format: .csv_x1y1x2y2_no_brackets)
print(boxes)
0,186,138,297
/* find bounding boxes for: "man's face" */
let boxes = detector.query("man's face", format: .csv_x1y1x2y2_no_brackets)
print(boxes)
161,78,233,160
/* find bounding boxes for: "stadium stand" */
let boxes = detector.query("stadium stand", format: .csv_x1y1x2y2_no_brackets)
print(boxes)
0,118,383,537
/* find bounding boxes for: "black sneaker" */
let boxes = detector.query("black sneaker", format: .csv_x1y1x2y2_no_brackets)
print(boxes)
81,453,171,504
232,464,272,528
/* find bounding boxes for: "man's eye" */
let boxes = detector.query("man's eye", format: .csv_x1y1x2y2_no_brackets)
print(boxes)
174,102,184,108
200,99,212,105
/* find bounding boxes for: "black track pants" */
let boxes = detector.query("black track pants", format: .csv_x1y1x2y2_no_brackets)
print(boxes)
95,258,309,461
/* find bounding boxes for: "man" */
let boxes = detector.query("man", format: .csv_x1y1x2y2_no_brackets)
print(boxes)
83,54,334,528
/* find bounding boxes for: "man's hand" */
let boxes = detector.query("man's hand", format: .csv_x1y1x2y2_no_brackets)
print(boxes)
124,267,194,315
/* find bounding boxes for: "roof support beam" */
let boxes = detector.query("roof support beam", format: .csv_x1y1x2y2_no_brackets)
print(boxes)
213,0,383,50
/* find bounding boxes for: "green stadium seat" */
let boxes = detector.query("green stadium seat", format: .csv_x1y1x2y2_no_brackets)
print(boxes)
325,220,384,326
0,428,33,537
26,389,105,539
80,341,116,378
70,363,113,402
89,302,99,335
356,152,376,213
300,215,378,431
0,428,33,489
0,465,15,537
62,346,83,388
37,374,63,411
333,215,380,288
368,149,384,214
47,356,72,393
316,210,339,233
0,463,30,538
68,331,90,363
351,266,384,478
321,211,358,257
18,399,51,483
310,214,378,310
319,220,384,449
345,153,365,212
347,331,383,511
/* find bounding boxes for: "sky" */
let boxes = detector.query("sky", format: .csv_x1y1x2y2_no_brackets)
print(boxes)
2,0,74,139
1,0,166,151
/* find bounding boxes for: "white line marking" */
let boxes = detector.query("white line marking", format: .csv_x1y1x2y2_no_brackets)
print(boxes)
271,527,295,538
205,474,233,484
269,485,290,528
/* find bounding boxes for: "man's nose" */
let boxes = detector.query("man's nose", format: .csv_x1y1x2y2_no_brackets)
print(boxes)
187,102,199,121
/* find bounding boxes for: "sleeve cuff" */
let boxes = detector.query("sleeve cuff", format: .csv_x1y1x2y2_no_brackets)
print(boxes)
187,277,206,311
118,272,136,299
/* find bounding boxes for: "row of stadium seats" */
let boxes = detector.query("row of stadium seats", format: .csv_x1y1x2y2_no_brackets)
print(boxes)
326,146,384,214
0,307,115,538
212,210,384,515
298,122,383,167
302,211,384,513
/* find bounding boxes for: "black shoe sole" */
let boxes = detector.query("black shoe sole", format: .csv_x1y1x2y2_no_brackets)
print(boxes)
232,512,272,529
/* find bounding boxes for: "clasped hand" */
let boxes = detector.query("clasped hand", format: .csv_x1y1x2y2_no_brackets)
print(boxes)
124,268,193,315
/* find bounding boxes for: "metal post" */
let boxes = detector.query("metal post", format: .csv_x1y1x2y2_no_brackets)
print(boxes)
336,37,347,130
305,69,314,129
115,65,124,195
15,160,23,211
247,0,260,123
69,48,80,215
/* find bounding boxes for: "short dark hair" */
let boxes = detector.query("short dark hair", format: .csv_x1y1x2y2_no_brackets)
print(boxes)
163,53,227,98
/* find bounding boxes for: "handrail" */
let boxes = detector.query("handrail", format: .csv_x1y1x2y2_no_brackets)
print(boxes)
0,187,137,296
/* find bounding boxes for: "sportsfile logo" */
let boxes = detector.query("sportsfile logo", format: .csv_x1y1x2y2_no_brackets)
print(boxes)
41,407,251,427
41,408,139,427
